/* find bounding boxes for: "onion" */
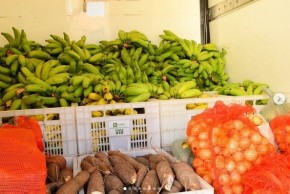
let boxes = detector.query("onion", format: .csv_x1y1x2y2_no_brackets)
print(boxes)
225,159,236,172
231,183,244,194
195,166,207,176
226,138,239,154
215,155,225,169
204,159,214,170
198,140,209,149
244,148,258,162
202,174,213,184
236,161,248,174
212,127,222,136
233,151,244,162
219,171,231,186
240,128,252,137
238,137,250,150
192,157,204,169
187,135,196,146
285,125,290,133
197,148,212,160
250,132,262,144
257,144,269,155
230,170,242,184
198,131,209,141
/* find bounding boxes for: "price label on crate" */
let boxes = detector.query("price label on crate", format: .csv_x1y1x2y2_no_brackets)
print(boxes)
108,120,130,136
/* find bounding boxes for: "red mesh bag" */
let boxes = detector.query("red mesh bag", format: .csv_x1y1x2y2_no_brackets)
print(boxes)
243,152,290,194
15,116,44,152
0,124,47,194
269,115,290,154
187,101,277,194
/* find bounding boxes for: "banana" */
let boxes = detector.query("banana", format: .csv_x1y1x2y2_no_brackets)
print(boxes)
64,50,81,61
22,94,40,105
50,47,63,55
25,84,48,94
45,73,70,85
17,72,28,84
138,53,149,67
83,48,91,61
88,53,103,64
48,65,70,77
40,60,59,81
141,72,149,83
159,34,176,41
131,37,149,48
243,79,254,88
0,80,11,89
19,66,33,78
59,98,69,107
5,54,19,66
253,85,264,95
177,80,197,95
73,86,84,97
12,27,22,47
34,62,43,79
72,41,86,60
56,84,69,93
58,53,75,64
70,75,85,86
77,35,86,48
61,92,81,103
1,32,15,45
9,98,22,110
83,85,94,97
118,30,126,42
0,66,11,75
161,64,176,74
163,30,179,40
132,47,143,61
121,47,132,66
203,43,219,52
28,50,52,60
178,38,192,58
81,63,100,75
39,96,59,105
127,92,151,103
82,77,92,89
0,73,13,83
26,76,51,90
201,61,213,75
180,88,202,98
88,92,102,101
246,83,254,95
197,51,213,61
124,85,150,96
50,34,68,47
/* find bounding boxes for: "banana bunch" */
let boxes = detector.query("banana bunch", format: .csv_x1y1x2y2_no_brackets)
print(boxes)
169,80,202,99
100,30,149,49
215,79,269,96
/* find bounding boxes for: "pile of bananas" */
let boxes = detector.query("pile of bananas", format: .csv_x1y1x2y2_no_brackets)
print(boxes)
0,27,269,110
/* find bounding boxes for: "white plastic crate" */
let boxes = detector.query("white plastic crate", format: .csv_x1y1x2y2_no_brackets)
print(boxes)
159,96,233,150
0,107,78,156
75,100,161,155
227,94,269,113
76,148,214,194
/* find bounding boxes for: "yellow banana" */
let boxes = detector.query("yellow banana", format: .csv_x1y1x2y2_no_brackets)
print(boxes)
177,80,197,95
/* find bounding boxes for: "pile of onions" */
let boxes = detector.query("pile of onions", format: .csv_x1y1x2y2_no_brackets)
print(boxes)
187,102,276,194
269,115,290,154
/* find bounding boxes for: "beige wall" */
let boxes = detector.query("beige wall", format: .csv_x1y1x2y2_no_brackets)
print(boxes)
209,0,290,96
0,0,201,45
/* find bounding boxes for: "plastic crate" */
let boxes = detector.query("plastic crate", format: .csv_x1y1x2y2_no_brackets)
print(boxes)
76,148,214,194
0,107,78,156
227,94,269,113
75,100,160,155
159,96,233,150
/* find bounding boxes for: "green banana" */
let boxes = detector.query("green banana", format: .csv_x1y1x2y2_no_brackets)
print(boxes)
0,80,11,89
82,77,92,89
45,73,70,85
48,65,70,77
25,84,48,94
50,34,68,47
61,91,81,103
88,53,103,64
39,96,59,105
59,98,69,107
124,86,149,96
180,88,202,98
177,80,197,95
27,50,52,60
40,60,59,81
9,98,22,110
83,85,93,97
127,92,151,103
64,50,81,61
26,77,51,90
5,54,19,65
0,66,11,75
22,94,40,105
81,63,100,75
72,41,86,60
1,32,15,45
163,30,179,40
0,73,13,83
